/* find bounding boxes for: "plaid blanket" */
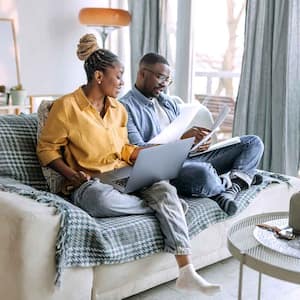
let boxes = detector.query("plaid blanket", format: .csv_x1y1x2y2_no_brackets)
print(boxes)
0,171,290,285
0,114,48,191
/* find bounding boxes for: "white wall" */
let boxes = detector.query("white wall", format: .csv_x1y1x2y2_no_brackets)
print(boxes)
0,0,130,95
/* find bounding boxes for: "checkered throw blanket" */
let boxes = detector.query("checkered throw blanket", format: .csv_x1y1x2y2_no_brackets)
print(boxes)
0,114,48,190
0,172,290,285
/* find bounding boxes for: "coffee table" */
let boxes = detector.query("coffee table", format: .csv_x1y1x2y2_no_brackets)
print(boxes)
227,212,300,300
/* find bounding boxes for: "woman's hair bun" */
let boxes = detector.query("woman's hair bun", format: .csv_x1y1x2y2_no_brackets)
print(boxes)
77,34,100,61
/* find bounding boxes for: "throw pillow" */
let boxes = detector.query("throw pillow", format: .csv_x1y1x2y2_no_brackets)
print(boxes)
37,100,65,194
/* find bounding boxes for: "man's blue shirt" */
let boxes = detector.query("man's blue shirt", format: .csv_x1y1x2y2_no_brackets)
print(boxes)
120,86,180,146
120,86,263,194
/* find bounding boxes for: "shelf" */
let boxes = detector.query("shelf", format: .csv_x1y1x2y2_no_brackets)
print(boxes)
0,105,31,110
0,104,31,115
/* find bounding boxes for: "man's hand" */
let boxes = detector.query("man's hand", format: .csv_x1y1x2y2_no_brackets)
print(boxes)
193,142,211,153
181,126,211,146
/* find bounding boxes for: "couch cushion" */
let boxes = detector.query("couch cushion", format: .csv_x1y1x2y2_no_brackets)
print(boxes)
37,100,64,193
0,114,48,190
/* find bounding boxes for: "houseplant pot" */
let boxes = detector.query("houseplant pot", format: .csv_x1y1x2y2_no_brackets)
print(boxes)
10,84,27,106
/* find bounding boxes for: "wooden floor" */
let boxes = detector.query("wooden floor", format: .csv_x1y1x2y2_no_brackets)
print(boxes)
125,257,300,300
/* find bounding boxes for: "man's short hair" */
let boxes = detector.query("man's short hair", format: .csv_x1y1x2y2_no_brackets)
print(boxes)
139,53,169,67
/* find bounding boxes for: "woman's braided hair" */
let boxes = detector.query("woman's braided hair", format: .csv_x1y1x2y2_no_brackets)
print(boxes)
77,34,120,82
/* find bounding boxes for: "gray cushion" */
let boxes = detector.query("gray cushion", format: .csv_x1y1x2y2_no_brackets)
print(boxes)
0,114,48,190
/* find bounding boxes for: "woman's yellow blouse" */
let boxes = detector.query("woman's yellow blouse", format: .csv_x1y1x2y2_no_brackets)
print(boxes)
37,87,137,174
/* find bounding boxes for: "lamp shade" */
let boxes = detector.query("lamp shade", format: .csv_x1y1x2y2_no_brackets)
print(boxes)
79,8,131,27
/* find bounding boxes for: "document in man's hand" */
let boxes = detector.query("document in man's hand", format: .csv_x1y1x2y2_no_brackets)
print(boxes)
148,105,199,144
188,136,241,157
189,105,230,152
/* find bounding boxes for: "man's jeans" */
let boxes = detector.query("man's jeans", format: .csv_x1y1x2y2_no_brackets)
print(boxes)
171,135,264,197
71,179,191,255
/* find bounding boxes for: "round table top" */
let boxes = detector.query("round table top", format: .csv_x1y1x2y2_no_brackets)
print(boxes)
227,212,300,284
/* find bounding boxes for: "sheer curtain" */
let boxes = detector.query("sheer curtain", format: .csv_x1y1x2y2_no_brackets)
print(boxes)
109,0,132,95
128,0,159,85
172,0,194,103
233,0,300,176
127,0,194,102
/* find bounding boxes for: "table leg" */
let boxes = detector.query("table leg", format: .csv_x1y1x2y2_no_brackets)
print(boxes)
257,272,262,300
238,259,244,300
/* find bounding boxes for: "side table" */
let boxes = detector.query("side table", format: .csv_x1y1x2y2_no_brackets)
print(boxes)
227,212,300,300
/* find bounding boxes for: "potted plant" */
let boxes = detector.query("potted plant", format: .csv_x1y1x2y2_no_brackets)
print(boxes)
10,84,27,106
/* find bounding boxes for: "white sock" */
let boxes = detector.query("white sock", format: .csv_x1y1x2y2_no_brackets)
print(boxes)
176,264,221,296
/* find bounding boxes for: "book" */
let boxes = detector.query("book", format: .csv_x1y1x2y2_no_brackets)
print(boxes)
188,136,241,157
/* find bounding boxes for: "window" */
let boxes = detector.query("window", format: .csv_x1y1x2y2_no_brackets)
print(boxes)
192,0,246,140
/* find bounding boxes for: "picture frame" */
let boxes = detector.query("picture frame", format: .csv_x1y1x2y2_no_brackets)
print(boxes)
0,18,21,97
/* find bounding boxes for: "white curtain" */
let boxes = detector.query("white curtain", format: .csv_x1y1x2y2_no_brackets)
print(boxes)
233,0,300,175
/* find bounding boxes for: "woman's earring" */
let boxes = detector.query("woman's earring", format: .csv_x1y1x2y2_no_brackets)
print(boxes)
98,81,102,85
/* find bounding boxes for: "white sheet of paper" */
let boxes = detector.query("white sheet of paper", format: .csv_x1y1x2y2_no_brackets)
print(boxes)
190,105,230,152
148,105,199,144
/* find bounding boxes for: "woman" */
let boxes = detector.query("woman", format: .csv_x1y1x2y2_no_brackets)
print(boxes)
37,34,220,296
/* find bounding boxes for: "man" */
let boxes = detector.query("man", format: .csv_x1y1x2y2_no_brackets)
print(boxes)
120,53,264,216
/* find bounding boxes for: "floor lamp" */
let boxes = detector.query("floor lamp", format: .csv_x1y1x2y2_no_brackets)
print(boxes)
78,8,131,48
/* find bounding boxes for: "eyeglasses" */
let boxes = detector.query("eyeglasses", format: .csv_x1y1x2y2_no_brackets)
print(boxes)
143,67,173,86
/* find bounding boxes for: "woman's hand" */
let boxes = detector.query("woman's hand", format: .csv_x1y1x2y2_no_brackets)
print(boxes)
68,171,91,189
129,147,141,163
48,158,91,192
129,145,159,164
181,126,211,146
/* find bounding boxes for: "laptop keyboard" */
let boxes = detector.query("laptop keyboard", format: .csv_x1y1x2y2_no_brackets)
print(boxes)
113,177,129,187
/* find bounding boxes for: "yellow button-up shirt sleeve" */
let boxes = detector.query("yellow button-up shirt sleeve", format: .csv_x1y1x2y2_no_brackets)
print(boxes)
121,143,138,165
37,87,138,174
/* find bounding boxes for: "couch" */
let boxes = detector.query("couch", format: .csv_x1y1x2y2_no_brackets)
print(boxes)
0,104,299,300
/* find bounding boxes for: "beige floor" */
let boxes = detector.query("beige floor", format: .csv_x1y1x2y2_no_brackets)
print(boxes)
125,257,300,300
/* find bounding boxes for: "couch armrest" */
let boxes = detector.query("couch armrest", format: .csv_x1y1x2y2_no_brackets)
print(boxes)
0,191,92,300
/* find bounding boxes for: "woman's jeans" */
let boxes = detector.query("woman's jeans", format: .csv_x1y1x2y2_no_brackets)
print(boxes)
71,179,191,255
171,135,264,197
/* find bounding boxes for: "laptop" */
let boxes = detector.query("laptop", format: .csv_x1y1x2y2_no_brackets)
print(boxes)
97,137,194,193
